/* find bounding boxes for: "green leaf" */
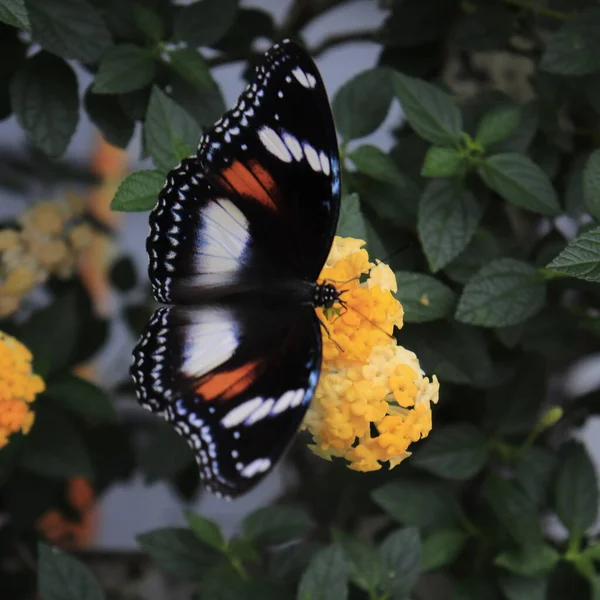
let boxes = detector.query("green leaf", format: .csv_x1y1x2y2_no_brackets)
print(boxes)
490,103,539,154
418,179,483,272
350,144,417,191
38,542,105,600
455,258,546,327
555,442,599,535
515,446,556,507
421,146,465,177
92,44,155,94
412,424,488,479
475,105,520,148
166,48,213,91
137,528,219,579
0,0,30,30
333,67,393,140
174,0,239,47
243,506,315,548
421,528,468,572
394,271,456,323
372,479,463,528
379,528,421,599
498,575,547,600
10,52,78,158
84,88,134,149
393,72,462,144
25,0,112,63
112,169,164,212
483,475,542,551
133,3,164,42
541,8,600,76
336,193,367,239
144,86,201,171
584,150,600,220
186,513,225,551
546,226,600,282
21,405,94,479
453,5,514,52
297,545,348,600
495,545,560,577
333,532,383,593
44,374,117,423
478,153,560,216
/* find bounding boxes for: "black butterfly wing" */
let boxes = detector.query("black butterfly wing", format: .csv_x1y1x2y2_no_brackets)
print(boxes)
131,302,322,498
198,39,341,281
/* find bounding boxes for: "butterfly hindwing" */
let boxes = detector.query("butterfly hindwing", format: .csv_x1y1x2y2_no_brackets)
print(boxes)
131,302,322,498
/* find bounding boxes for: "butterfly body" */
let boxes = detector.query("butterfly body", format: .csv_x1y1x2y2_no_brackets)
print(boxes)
131,39,341,498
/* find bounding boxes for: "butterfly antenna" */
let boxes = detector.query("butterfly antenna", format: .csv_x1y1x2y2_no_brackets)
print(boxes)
338,297,396,341
318,318,345,353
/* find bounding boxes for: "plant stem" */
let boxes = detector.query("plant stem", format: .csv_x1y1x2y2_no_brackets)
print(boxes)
502,0,573,21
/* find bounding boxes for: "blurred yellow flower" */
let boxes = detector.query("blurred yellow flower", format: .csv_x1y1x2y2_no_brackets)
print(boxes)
0,332,45,448
302,237,439,472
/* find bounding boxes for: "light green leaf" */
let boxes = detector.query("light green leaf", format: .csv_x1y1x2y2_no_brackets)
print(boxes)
495,546,560,577
25,0,112,63
111,170,165,212
498,575,547,600
333,532,383,593
166,48,213,91
92,44,155,94
333,67,393,141
394,271,456,323
546,226,600,282
421,145,464,177
173,0,239,47
38,542,105,600
418,179,483,272
421,528,468,572
10,52,78,158
393,72,462,144
44,374,117,422
0,0,30,30
379,528,421,599
541,8,600,76
475,105,520,147
583,150,600,220
555,442,599,535
455,258,546,327
349,144,416,191
186,513,225,551
297,545,348,600
478,153,560,216
412,424,488,479
243,506,315,548
336,193,367,239
144,86,201,171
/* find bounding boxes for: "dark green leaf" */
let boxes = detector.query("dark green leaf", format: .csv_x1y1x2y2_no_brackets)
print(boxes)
380,528,421,599
418,179,483,272
478,153,560,216
297,545,348,600
144,86,201,171
174,0,239,47
336,193,367,239
38,542,105,600
421,146,464,177
555,442,599,535
350,144,418,191
85,87,134,149
333,67,393,140
166,48,213,90
21,405,94,479
565,153,588,217
452,5,513,51
133,3,163,42
10,52,78,158
412,424,488,479
111,169,164,212
186,512,225,551
394,271,456,323
541,8,600,76
498,575,547,600
0,0,29,30
546,225,600,282
25,0,112,63
243,505,315,547
475,106,520,148
489,103,539,154
372,479,463,528
170,74,225,129
333,532,383,593
444,229,502,284
44,374,117,422
93,44,155,94
455,258,546,327
495,546,560,577
0,437,23,486
215,8,274,55
583,150,600,220
421,528,468,572
515,446,556,507
393,72,462,144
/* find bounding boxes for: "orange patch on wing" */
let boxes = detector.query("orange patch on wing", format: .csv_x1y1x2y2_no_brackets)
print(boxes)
197,360,260,401
220,160,278,211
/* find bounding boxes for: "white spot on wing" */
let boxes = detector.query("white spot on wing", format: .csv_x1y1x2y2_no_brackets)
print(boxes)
245,399,274,425
283,132,303,161
292,67,311,88
319,151,331,176
303,143,321,172
271,389,304,415
258,126,292,163
221,398,264,429
241,458,271,478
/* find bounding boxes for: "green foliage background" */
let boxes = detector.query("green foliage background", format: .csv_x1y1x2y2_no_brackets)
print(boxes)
1,0,600,598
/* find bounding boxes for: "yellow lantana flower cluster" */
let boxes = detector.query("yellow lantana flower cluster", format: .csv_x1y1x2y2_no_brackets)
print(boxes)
0,331,44,447
302,237,439,472
0,195,95,317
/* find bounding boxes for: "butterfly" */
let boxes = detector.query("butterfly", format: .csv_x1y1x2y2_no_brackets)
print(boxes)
130,39,341,499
